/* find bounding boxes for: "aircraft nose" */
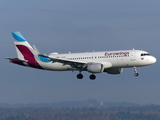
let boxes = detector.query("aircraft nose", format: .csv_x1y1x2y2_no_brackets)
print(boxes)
151,56,157,64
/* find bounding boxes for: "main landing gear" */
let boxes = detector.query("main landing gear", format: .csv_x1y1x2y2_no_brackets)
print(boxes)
89,74,96,80
133,67,139,76
77,73,83,79
77,72,96,80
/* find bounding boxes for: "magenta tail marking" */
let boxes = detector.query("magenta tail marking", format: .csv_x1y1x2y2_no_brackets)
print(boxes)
16,45,43,69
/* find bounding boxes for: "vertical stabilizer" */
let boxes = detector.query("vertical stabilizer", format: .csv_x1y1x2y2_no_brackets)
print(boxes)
11,32,43,69
12,32,37,60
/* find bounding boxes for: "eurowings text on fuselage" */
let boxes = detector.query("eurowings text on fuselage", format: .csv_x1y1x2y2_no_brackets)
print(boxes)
5,32,157,80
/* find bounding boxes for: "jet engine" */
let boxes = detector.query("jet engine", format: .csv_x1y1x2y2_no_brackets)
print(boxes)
87,63,104,73
104,68,123,74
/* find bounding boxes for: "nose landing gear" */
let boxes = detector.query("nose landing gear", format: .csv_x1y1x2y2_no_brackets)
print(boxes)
133,67,139,76
134,73,139,76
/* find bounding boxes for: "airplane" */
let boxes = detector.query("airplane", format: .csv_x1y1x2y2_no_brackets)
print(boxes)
5,32,156,80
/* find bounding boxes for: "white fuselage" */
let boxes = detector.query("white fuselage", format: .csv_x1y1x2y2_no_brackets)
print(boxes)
36,50,156,71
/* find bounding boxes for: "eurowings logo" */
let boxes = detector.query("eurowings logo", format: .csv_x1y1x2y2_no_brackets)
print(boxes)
104,52,129,56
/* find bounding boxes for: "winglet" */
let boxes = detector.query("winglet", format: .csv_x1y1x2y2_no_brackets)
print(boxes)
33,45,41,55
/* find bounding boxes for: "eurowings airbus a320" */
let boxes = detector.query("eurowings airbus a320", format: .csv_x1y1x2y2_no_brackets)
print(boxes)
5,32,156,80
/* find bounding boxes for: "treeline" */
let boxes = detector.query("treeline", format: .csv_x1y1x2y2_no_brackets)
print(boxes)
1,105,160,120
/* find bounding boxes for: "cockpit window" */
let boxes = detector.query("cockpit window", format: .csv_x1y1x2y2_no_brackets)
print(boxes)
141,53,150,56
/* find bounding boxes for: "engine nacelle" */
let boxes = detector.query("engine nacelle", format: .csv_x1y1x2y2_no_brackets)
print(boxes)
87,63,104,73
104,68,123,74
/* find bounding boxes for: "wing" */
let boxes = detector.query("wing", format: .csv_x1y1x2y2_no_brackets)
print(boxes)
40,54,87,69
33,45,87,69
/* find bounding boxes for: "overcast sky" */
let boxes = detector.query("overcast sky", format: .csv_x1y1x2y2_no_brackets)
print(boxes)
1,0,160,104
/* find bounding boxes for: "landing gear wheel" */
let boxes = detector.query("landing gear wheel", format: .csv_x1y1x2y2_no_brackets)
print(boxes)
89,74,96,80
77,74,83,79
134,73,139,76
133,67,139,77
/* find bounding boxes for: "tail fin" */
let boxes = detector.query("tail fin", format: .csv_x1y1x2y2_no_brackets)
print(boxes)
11,32,43,69
12,32,37,60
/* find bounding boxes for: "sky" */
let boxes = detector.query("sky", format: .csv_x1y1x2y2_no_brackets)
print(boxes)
1,0,160,104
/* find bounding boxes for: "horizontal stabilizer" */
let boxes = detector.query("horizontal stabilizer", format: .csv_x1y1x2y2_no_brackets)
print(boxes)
4,58,28,62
